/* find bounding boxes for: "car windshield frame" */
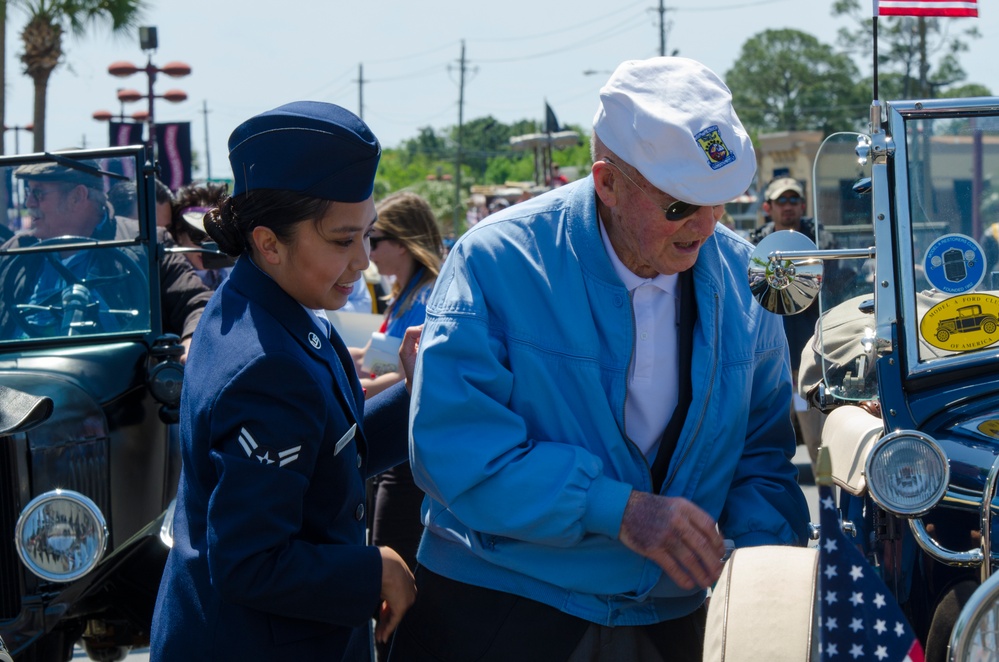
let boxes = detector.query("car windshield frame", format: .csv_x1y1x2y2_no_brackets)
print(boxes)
0,145,162,347
888,98,999,380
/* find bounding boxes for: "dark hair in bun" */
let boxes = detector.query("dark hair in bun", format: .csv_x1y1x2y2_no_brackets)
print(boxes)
204,190,333,257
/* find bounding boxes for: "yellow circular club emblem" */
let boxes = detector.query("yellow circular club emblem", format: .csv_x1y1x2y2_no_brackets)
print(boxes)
978,419,999,439
919,293,999,352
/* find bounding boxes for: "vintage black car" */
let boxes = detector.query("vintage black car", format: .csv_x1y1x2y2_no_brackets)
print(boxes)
0,146,195,661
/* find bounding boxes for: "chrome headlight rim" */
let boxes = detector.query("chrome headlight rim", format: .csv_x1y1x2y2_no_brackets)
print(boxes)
14,489,108,583
950,573,999,661
864,429,949,517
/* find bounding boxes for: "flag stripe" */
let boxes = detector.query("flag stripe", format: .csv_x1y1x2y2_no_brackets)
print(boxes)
876,0,978,16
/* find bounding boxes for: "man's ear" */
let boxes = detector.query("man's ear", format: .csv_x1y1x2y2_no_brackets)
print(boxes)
251,226,281,265
68,184,89,205
761,200,772,215
592,161,619,208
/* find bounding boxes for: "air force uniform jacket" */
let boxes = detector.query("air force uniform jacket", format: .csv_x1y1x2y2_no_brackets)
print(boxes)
151,256,410,661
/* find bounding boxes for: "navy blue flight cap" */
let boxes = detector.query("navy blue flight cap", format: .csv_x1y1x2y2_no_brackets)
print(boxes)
227,101,381,202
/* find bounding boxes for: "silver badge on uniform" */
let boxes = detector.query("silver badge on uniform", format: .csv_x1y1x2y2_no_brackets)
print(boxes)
334,424,357,456
308,331,321,349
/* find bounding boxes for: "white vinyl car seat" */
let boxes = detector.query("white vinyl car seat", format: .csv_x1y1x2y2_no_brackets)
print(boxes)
703,545,820,662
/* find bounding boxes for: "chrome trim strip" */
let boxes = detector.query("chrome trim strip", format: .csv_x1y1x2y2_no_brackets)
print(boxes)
909,518,984,567
873,116,899,362
981,455,999,582
949,568,999,661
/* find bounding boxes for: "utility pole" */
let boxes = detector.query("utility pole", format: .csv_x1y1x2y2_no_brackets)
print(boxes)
355,63,366,121
453,40,467,236
659,0,666,57
201,100,212,180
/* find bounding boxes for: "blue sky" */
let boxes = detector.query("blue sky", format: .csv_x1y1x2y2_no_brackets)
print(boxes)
3,0,995,180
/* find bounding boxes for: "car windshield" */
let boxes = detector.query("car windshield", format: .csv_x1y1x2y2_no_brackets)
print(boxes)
895,106,999,370
0,151,153,344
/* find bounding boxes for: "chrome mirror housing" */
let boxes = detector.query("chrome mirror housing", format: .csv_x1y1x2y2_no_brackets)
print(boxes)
748,230,823,316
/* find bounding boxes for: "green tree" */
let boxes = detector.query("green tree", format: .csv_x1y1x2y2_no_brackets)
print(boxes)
832,0,980,99
726,29,867,136
18,0,147,151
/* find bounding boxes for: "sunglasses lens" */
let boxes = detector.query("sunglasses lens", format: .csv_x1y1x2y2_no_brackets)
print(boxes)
665,201,699,222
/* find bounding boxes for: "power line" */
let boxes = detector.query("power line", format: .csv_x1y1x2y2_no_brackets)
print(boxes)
477,12,649,64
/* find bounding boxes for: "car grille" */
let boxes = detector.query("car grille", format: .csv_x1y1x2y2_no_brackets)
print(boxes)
0,442,21,619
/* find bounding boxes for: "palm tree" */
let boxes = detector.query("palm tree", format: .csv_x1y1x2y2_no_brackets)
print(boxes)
18,0,147,152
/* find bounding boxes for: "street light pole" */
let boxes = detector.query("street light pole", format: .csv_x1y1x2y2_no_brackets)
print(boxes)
107,26,190,164
3,124,33,154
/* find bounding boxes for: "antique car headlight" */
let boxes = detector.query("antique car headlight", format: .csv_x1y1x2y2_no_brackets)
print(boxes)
14,489,107,583
865,430,948,517
950,572,999,662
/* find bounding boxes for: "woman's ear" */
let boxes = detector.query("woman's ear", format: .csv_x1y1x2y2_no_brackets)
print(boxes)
251,226,281,265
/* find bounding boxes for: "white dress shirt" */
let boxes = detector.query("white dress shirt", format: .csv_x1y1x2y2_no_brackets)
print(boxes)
599,217,679,458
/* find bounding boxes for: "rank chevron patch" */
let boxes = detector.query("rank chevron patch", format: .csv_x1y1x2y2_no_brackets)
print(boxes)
238,427,303,468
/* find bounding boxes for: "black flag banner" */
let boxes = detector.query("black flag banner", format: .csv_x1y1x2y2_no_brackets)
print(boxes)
545,102,561,134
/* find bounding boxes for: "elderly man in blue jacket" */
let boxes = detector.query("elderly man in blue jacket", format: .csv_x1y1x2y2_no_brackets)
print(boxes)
390,56,811,661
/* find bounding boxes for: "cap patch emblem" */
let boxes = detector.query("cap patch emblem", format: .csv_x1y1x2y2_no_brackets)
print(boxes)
694,125,735,170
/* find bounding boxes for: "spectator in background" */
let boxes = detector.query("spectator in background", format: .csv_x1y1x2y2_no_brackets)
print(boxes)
487,197,509,216
108,180,138,218
349,192,442,619
170,182,233,290
551,162,569,187
155,178,173,229
749,177,835,463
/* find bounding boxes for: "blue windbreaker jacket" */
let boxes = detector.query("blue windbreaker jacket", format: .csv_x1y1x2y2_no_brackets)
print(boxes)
410,176,810,626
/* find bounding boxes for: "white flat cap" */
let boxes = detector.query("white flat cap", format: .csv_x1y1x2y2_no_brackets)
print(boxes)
592,56,756,207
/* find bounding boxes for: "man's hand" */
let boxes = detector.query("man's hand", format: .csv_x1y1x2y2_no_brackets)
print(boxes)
375,546,417,643
398,325,423,394
619,490,725,590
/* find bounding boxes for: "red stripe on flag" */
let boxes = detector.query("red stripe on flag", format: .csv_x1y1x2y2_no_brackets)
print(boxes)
877,0,978,16
907,638,926,662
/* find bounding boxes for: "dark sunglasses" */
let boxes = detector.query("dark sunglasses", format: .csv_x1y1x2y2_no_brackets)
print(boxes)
602,158,699,222
772,195,802,205
369,235,396,250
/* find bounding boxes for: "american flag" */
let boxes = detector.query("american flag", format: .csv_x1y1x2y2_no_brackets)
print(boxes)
818,449,925,661
875,0,978,17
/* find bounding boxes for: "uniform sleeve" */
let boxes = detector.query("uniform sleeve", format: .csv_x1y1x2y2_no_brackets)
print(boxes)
363,380,411,477
204,352,382,626
718,313,811,548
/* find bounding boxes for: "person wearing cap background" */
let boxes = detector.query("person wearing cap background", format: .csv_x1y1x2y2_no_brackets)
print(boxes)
150,101,417,661
169,181,234,289
0,160,211,357
749,177,838,466
390,57,809,661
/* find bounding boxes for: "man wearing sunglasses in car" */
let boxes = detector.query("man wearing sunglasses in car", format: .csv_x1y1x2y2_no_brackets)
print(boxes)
391,57,810,662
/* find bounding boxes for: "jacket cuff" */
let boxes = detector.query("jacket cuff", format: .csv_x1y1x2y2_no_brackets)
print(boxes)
582,476,633,539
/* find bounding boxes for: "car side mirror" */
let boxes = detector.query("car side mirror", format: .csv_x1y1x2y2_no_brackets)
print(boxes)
748,230,823,316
